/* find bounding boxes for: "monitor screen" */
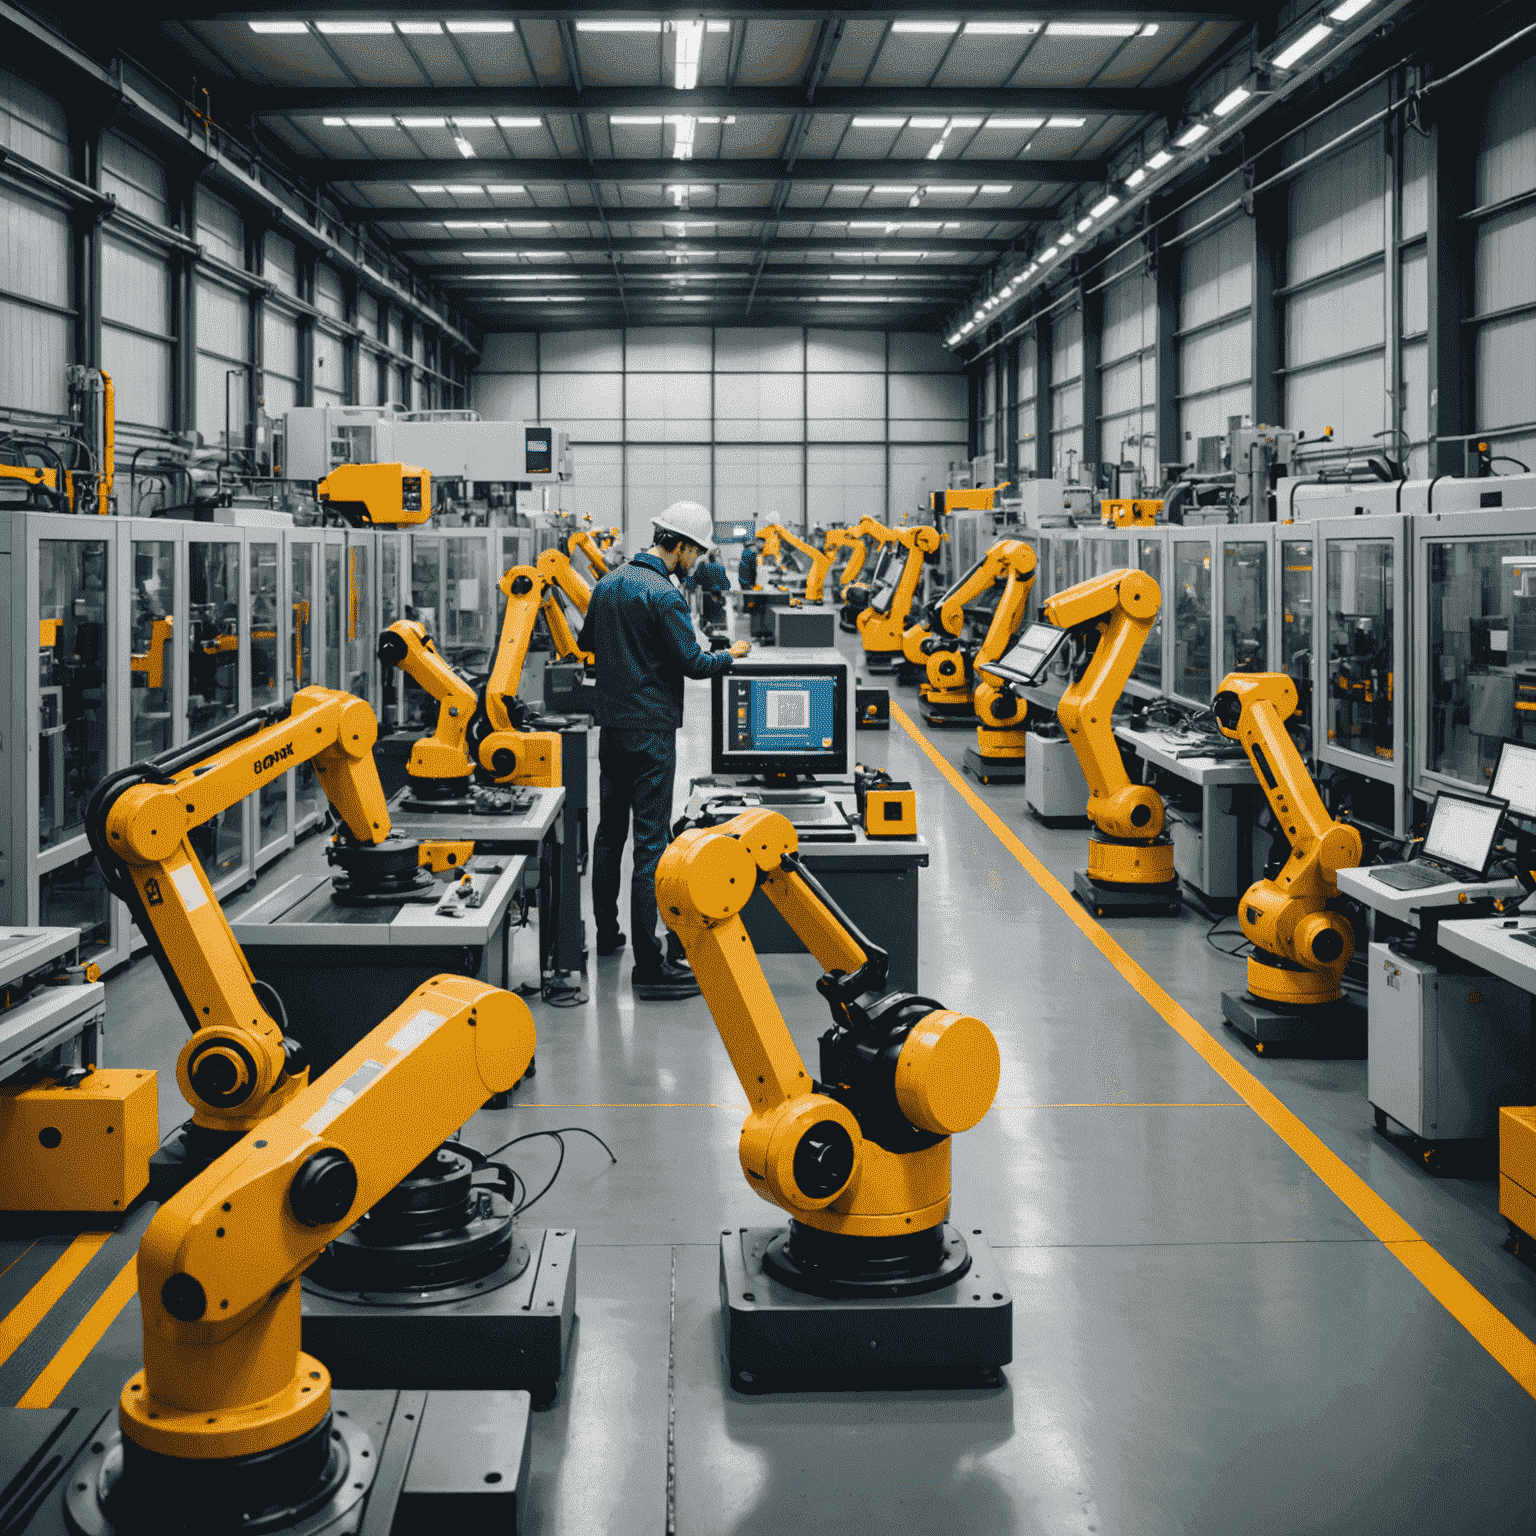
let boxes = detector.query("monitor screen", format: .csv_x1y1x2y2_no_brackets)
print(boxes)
869,578,898,614
1492,740,1536,820
977,622,1071,689
712,662,849,777
1422,791,1507,874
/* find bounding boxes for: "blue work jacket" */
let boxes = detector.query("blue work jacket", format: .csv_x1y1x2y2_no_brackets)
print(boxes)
576,551,734,731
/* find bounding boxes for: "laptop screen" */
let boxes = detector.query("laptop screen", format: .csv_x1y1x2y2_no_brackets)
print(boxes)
1492,740,1536,821
1421,791,1507,875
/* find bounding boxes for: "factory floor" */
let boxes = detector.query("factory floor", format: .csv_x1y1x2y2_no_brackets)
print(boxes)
7,624,1536,1533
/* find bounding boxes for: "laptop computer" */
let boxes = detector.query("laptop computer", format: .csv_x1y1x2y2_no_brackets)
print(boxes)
1371,789,1508,890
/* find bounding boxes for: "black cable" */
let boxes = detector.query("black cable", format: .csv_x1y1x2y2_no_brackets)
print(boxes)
250,977,289,1036
1205,912,1253,958
479,1126,619,1219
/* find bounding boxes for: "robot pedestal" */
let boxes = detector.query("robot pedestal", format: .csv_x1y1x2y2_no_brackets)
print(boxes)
962,745,1027,785
302,1227,577,1408
1221,990,1366,1054
1072,869,1181,918
719,1225,1012,1393
922,699,978,729
863,651,898,673
4,1388,532,1536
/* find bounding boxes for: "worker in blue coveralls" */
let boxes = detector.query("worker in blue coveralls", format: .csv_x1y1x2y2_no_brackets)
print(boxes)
577,501,750,1000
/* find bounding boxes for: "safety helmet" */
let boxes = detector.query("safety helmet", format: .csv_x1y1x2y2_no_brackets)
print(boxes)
652,500,714,551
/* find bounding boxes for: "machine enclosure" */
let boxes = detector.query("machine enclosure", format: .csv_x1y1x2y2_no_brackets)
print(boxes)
856,685,890,730
0,1067,156,1212
864,784,917,839
1500,1105,1536,1241
1368,943,1532,1140
1024,728,1089,820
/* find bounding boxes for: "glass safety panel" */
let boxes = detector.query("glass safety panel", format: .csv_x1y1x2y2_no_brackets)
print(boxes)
250,540,286,851
1281,539,1314,752
1135,538,1164,689
1222,539,1269,679
1326,539,1395,761
1426,536,1536,786
380,536,401,727
187,540,243,877
39,538,109,850
446,536,492,679
1172,539,1212,703
345,542,372,703
1049,537,1081,601
290,542,323,828
40,854,111,954
405,536,443,731
130,540,175,763
324,543,342,691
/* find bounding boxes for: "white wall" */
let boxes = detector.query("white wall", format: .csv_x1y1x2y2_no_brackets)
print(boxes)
470,327,965,538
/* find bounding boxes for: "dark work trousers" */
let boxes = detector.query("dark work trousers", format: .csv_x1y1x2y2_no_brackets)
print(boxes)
593,727,678,975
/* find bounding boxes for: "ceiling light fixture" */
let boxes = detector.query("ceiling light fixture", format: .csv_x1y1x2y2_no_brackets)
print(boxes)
1125,167,1147,187
671,19,704,89
497,116,543,128
669,114,698,160
1059,230,1075,244
872,185,919,194
322,117,346,126
1273,22,1333,69
454,135,476,158
984,118,1045,129
446,183,486,193
1329,0,1374,17
577,19,662,30
1047,116,1087,128
346,117,397,128
963,20,1041,34
980,184,1014,194
485,184,526,194
453,117,495,128
1046,20,1138,36
248,19,309,33
929,185,979,194
910,117,949,129
1140,23,1160,35
1090,193,1119,217
1076,216,1093,232
1039,245,1058,260
1175,121,1210,146
316,20,393,34
396,20,442,33
400,116,446,127
410,183,447,193
1147,149,1173,169
706,19,731,32
445,20,515,32
1214,85,1251,116
891,20,960,32
852,117,908,128
612,115,666,126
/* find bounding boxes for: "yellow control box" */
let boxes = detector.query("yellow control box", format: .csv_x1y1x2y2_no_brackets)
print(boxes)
866,782,917,839
0,1068,157,1213
1500,1104,1536,1241
318,462,432,527
1100,498,1163,528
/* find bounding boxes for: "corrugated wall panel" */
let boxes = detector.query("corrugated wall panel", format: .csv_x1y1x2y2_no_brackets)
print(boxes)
264,233,298,296
1178,183,1251,446
102,235,172,430
626,372,712,441
357,289,379,339
0,301,68,416
196,187,243,267
101,133,168,225
0,182,69,415
808,443,885,524
0,66,67,174
313,327,346,401
1100,262,1156,480
1018,332,1037,461
315,263,347,322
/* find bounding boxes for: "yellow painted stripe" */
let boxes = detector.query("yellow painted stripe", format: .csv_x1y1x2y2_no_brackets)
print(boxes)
16,1255,139,1410
0,1232,111,1374
894,700,1536,1399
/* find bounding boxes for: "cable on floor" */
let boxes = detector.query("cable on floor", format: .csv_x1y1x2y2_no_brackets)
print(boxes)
1205,912,1253,958
480,1126,619,1220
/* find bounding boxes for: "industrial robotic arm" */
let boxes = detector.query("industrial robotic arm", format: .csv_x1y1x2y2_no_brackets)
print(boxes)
1043,569,1178,900
470,564,562,784
568,526,617,581
99,974,535,1528
377,621,479,798
85,688,432,1150
857,524,943,656
758,522,835,604
659,810,998,1267
1214,672,1362,1006
536,546,595,664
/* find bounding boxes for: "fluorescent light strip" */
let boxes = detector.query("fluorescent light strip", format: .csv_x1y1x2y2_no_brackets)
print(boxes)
890,20,960,32
612,115,665,126
1059,230,1074,244
397,21,441,34
980,184,1014,193
497,117,543,128
706,20,731,32
445,220,550,228
872,185,919,194
1046,116,1087,128
410,183,446,193
1047,20,1137,36
316,20,394,34
446,182,486,193
1125,167,1147,188
909,117,949,129
577,19,663,31
454,136,476,158
851,117,908,128
984,118,1044,129
445,20,515,33
496,295,587,302
963,20,1041,34
454,117,495,127
400,116,446,127
1076,217,1093,232
322,117,345,126
673,19,704,90
1039,245,1058,260
1273,22,1333,69
248,20,308,34
1090,194,1119,217
1176,122,1210,146
1147,149,1173,169
346,117,397,128
929,185,979,194
1329,0,1374,16
1214,86,1251,116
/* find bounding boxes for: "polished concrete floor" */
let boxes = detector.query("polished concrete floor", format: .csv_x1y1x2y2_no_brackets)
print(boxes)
52,626,1536,1533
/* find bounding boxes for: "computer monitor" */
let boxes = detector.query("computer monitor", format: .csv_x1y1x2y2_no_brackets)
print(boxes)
1421,789,1508,877
711,653,850,780
976,622,1072,690
1492,739,1536,821
868,577,898,615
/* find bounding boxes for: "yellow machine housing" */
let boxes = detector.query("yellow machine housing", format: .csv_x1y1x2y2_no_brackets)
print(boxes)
1214,671,1362,1007
1500,1105,1536,1254
855,766,918,839
1100,498,1163,528
102,975,533,1510
758,522,836,604
0,1068,158,1213
930,482,1009,515
857,524,943,656
1044,568,1178,898
317,462,431,527
131,616,174,690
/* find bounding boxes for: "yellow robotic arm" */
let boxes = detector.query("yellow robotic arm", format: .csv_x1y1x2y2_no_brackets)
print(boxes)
902,537,1028,671
377,621,478,794
110,975,534,1513
568,527,616,580
470,565,561,785
536,546,595,664
86,688,431,1145
131,615,174,690
921,541,1036,719
761,522,836,605
857,524,942,656
1214,672,1362,1006
659,809,997,1245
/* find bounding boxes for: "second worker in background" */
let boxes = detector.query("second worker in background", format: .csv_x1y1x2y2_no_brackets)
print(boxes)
578,501,749,1000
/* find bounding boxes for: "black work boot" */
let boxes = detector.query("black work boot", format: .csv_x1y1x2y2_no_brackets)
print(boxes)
632,959,701,1001
597,929,627,957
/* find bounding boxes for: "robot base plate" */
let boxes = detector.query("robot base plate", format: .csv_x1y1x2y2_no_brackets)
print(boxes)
1,1389,530,1536
1072,868,1182,917
719,1226,1012,1394
301,1228,576,1409
1221,991,1366,1055
962,747,1027,784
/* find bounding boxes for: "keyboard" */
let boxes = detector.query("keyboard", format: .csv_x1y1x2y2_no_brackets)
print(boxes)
1371,861,1462,891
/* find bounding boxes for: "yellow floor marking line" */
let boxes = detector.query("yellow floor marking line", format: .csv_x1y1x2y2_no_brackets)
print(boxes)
16,1254,139,1409
0,1232,111,1374
895,702,1536,1399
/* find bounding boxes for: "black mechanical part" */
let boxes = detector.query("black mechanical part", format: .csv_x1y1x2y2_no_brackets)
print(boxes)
290,1148,359,1228
761,1220,971,1298
306,1145,528,1298
187,1037,259,1108
327,831,435,905
791,1121,857,1201
159,1272,206,1322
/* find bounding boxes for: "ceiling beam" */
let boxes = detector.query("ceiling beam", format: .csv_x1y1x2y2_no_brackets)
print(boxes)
247,85,1176,118
439,271,976,287
309,157,1106,187
405,235,1006,256
343,207,1054,229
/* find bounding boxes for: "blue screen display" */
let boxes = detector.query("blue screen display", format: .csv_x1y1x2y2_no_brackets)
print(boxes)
727,676,837,755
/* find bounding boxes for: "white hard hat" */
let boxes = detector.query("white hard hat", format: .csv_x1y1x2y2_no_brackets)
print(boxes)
653,500,714,551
